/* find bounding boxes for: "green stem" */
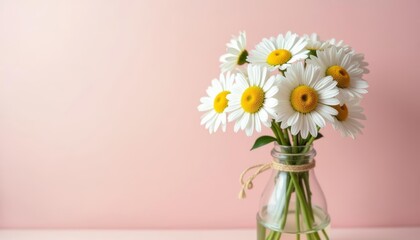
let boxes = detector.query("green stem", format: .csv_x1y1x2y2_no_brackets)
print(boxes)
282,128,290,146
270,122,282,145
291,135,299,161
284,145,313,240
297,191,314,240
258,220,266,240
300,136,317,239
290,173,321,240
292,135,298,147
289,174,312,228
301,175,318,240
303,136,315,153
295,190,301,240
303,174,314,222
272,121,288,146
266,231,277,240
281,179,294,227
265,177,294,240
322,229,330,240
266,134,328,240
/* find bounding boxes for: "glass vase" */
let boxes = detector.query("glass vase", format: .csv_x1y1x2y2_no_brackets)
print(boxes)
257,143,330,240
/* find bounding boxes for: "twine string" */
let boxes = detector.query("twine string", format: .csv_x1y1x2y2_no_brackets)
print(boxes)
238,159,316,199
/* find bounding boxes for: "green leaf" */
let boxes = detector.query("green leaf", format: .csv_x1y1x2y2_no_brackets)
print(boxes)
315,133,323,140
250,135,278,151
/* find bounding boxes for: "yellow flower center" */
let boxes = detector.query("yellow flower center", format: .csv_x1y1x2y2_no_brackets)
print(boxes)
326,65,350,88
267,49,292,66
213,91,230,113
290,86,318,113
332,104,349,121
241,86,265,113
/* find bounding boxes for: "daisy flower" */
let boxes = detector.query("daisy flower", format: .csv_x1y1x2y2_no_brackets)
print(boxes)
326,38,350,50
331,99,366,139
219,31,248,73
325,38,369,74
226,65,280,136
276,62,340,138
307,46,368,103
303,33,331,55
352,52,369,74
198,72,235,133
247,31,308,71
326,38,370,74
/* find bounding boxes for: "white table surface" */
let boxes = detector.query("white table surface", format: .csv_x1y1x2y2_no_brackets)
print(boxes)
0,228,419,240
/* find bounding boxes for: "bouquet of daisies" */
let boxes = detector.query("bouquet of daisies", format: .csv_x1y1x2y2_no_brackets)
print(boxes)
198,31,368,240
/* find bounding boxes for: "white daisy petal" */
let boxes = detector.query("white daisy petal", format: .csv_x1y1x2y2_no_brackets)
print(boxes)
307,114,318,137
310,111,326,128
205,113,218,130
240,112,250,130
220,31,248,73
277,61,340,138
287,112,300,127
301,115,309,139
201,111,216,125
331,99,366,138
255,114,262,133
214,115,223,132
198,72,233,133
234,120,241,132
320,97,340,105
303,33,331,52
225,65,278,136
244,115,253,136
258,108,269,123
291,115,303,136
317,105,338,122
248,32,308,71
263,76,276,92
264,98,278,108
228,108,244,122
265,86,279,98
197,102,213,112
308,46,368,101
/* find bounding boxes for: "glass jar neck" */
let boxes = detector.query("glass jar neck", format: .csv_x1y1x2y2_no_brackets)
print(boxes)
271,142,316,164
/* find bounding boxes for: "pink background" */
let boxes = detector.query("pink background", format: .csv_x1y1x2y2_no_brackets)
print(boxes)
1,0,420,229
